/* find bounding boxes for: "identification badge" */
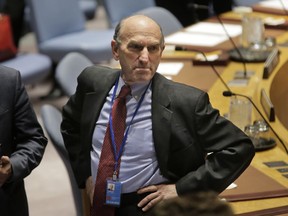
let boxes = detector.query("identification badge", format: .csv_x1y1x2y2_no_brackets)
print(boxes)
105,179,122,206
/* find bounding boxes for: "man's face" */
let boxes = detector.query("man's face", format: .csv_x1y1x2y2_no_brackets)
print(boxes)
112,16,165,85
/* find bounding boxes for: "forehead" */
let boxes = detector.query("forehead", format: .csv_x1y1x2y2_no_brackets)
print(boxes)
119,16,162,43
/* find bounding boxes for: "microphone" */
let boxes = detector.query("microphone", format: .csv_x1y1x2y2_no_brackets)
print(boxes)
185,48,232,92
223,90,288,154
188,3,250,79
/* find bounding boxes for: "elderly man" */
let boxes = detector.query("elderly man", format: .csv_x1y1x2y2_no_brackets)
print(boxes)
61,15,254,216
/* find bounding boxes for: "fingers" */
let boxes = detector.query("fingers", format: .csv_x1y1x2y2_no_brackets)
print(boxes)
0,156,12,187
137,185,164,212
0,156,10,165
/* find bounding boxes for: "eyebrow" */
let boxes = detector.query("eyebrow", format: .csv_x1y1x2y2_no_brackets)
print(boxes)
128,40,161,46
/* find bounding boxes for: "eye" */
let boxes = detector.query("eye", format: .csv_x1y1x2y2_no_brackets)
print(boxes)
128,43,143,51
148,45,160,53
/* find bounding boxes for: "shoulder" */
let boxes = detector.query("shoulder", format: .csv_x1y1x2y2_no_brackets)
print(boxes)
79,65,118,79
0,65,21,89
153,72,206,98
0,65,20,79
78,65,118,84
76,65,119,92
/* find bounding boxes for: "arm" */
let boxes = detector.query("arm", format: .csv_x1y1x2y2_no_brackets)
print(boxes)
5,71,47,183
175,91,255,194
138,89,254,211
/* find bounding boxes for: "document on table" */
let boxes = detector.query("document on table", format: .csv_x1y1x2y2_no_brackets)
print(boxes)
258,0,288,10
165,22,241,47
185,22,242,37
165,32,228,47
157,62,184,76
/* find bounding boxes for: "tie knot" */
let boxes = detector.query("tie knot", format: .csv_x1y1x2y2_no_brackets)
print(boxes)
118,85,131,99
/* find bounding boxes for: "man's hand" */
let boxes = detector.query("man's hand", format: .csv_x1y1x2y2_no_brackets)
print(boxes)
0,156,12,187
137,184,177,212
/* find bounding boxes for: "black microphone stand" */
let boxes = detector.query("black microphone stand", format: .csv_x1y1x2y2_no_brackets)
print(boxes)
223,91,288,154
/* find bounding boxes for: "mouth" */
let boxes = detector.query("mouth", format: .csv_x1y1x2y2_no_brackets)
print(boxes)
134,67,151,72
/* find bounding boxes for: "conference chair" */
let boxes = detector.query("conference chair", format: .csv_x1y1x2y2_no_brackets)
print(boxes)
55,52,93,97
234,0,263,7
40,104,84,216
26,0,114,64
102,0,156,27
79,0,98,20
1,53,52,86
135,7,183,36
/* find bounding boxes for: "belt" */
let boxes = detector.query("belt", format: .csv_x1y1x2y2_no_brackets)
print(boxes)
121,192,151,207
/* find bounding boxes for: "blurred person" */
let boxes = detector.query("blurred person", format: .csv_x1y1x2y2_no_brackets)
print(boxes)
0,65,47,216
149,191,234,216
0,0,26,48
61,15,254,216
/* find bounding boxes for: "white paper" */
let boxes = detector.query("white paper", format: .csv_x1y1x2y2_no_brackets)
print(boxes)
185,22,242,37
165,31,227,47
157,62,184,76
226,182,237,190
259,0,288,10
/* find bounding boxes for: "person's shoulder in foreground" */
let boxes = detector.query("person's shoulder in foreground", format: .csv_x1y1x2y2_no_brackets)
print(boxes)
0,65,47,216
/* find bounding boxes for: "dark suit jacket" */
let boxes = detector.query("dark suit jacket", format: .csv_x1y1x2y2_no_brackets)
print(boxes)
0,65,47,216
61,65,254,195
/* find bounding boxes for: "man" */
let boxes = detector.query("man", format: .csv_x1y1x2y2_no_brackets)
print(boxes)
0,65,47,216
61,15,255,216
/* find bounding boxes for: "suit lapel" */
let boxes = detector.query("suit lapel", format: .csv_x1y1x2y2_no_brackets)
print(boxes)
152,73,173,175
81,70,173,176
81,70,119,145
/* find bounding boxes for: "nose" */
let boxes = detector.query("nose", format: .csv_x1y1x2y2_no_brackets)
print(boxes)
139,47,149,63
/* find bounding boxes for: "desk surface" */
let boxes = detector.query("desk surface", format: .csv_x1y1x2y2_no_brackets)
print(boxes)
162,12,288,215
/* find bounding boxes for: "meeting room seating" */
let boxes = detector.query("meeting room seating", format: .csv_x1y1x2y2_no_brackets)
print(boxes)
135,6,183,36
79,0,98,20
102,0,156,28
26,0,114,64
40,104,84,216
1,53,52,86
55,52,93,97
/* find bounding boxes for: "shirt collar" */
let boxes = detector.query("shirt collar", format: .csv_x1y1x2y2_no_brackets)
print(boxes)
118,76,151,101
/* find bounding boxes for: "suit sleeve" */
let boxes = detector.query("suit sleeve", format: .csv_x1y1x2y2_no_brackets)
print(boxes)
9,71,47,182
174,91,255,195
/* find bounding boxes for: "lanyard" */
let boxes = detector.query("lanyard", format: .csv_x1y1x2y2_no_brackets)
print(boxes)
109,78,151,175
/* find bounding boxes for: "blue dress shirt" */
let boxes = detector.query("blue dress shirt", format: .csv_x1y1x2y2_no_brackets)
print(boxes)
91,77,168,193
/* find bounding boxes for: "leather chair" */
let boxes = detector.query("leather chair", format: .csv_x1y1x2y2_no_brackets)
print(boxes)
135,6,183,36
26,0,114,64
79,0,97,20
40,104,84,216
234,0,263,6
102,0,156,27
55,52,93,97
1,53,52,85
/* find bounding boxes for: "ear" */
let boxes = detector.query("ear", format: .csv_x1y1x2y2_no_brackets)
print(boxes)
111,40,119,61
160,44,165,57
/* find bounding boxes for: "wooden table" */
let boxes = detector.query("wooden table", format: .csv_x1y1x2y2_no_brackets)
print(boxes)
161,13,288,215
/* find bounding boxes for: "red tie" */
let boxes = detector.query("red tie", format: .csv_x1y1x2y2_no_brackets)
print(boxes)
91,85,131,216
